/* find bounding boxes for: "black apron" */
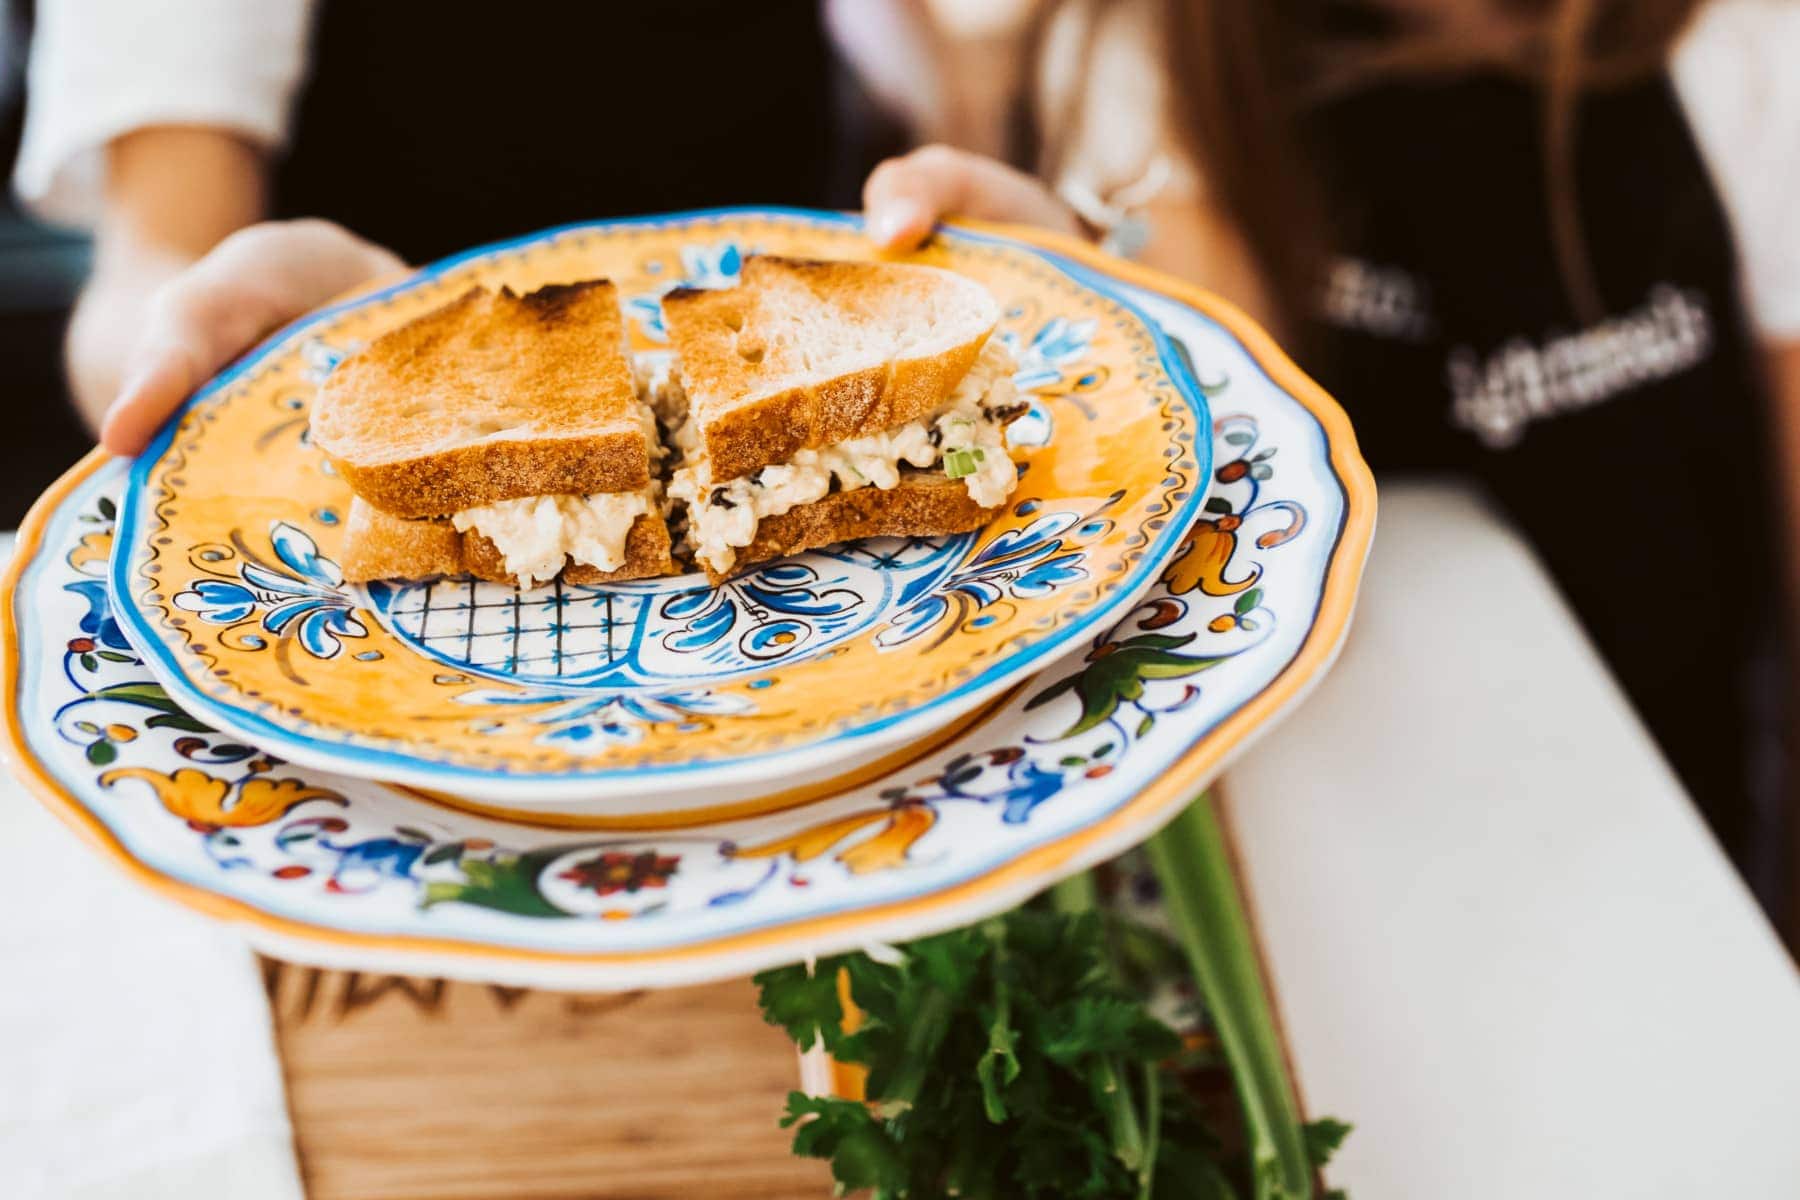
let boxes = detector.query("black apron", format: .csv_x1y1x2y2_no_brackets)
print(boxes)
1306,67,1787,892
272,0,844,264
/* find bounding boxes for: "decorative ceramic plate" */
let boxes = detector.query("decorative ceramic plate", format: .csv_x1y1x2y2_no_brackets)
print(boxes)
3,239,1374,989
107,210,1214,802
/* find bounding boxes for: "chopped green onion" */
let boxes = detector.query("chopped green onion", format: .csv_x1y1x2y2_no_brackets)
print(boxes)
943,447,985,479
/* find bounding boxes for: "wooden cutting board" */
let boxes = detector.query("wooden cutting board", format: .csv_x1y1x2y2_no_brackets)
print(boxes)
264,960,830,1199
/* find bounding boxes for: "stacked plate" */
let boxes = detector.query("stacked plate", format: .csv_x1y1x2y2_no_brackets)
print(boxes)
0,210,1373,989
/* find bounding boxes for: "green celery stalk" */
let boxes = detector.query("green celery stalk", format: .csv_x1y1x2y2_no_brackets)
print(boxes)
1146,795,1314,1200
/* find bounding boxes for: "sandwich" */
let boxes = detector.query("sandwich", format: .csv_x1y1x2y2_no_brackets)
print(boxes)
311,280,677,587
662,255,1025,583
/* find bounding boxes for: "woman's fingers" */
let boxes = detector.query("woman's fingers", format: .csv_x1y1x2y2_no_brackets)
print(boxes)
100,220,405,456
863,144,1085,250
868,194,935,251
100,344,196,456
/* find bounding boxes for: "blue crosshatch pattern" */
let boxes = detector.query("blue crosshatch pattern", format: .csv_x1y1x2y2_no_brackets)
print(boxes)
363,533,973,690
379,578,650,677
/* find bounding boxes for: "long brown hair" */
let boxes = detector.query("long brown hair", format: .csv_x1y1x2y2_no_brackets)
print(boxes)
1050,0,1709,331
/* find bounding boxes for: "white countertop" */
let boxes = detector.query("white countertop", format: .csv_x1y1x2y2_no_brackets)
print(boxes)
1224,480,1800,1198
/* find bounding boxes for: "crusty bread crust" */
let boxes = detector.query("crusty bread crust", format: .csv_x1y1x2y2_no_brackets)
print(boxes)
664,256,997,484
339,498,674,586
706,471,1000,585
314,281,651,518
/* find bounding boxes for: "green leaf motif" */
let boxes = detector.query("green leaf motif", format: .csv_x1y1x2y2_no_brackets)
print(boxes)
1026,633,1228,740
85,740,117,766
420,849,564,918
91,682,214,733
1234,588,1263,616
92,681,180,709
145,712,217,734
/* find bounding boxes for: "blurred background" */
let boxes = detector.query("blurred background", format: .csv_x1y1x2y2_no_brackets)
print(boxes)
0,1,91,524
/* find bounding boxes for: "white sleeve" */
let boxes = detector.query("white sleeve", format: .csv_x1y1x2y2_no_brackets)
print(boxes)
1037,0,1202,203
14,0,316,229
1673,0,1800,339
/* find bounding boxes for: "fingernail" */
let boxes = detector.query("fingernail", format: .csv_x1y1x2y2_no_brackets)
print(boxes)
870,198,928,247
98,399,138,456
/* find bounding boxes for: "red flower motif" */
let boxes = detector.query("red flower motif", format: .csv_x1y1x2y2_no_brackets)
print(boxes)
558,850,680,897
68,637,95,653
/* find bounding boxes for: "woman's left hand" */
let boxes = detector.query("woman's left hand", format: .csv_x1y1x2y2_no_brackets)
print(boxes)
862,144,1088,251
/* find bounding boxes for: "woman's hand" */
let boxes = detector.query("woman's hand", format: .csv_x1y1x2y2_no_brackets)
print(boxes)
90,219,404,455
863,144,1087,251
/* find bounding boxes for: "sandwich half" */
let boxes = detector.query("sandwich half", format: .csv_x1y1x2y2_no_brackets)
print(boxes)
663,255,1024,583
312,280,676,587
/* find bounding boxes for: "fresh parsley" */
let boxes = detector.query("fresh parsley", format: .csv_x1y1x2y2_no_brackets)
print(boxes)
754,800,1353,1199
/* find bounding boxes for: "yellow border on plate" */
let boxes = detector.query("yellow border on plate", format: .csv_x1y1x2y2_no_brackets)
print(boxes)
0,225,1377,972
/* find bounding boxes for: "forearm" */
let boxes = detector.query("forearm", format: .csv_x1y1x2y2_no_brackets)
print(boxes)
1134,191,1285,345
68,126,268,427
907,0,1040,158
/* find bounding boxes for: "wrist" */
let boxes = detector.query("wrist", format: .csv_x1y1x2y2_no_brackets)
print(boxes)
1056,157,1175,260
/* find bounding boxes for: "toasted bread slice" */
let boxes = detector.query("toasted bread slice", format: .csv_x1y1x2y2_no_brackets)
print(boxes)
339,499,674,586
702,471,1000,585
313,281,653,518
663,256,999,484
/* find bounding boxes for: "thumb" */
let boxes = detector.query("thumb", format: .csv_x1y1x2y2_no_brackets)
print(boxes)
98,221,405,457
101,342,199,456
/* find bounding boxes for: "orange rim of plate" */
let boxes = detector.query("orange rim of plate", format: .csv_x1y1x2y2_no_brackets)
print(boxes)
0,223,1376,972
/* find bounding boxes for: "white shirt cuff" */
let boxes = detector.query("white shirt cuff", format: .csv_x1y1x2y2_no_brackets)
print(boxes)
14,0,314,229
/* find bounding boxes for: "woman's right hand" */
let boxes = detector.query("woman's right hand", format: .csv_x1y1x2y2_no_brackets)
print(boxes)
95,219,405,456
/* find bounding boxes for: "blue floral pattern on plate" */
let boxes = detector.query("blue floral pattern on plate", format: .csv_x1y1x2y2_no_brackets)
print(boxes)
174,522,368,659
